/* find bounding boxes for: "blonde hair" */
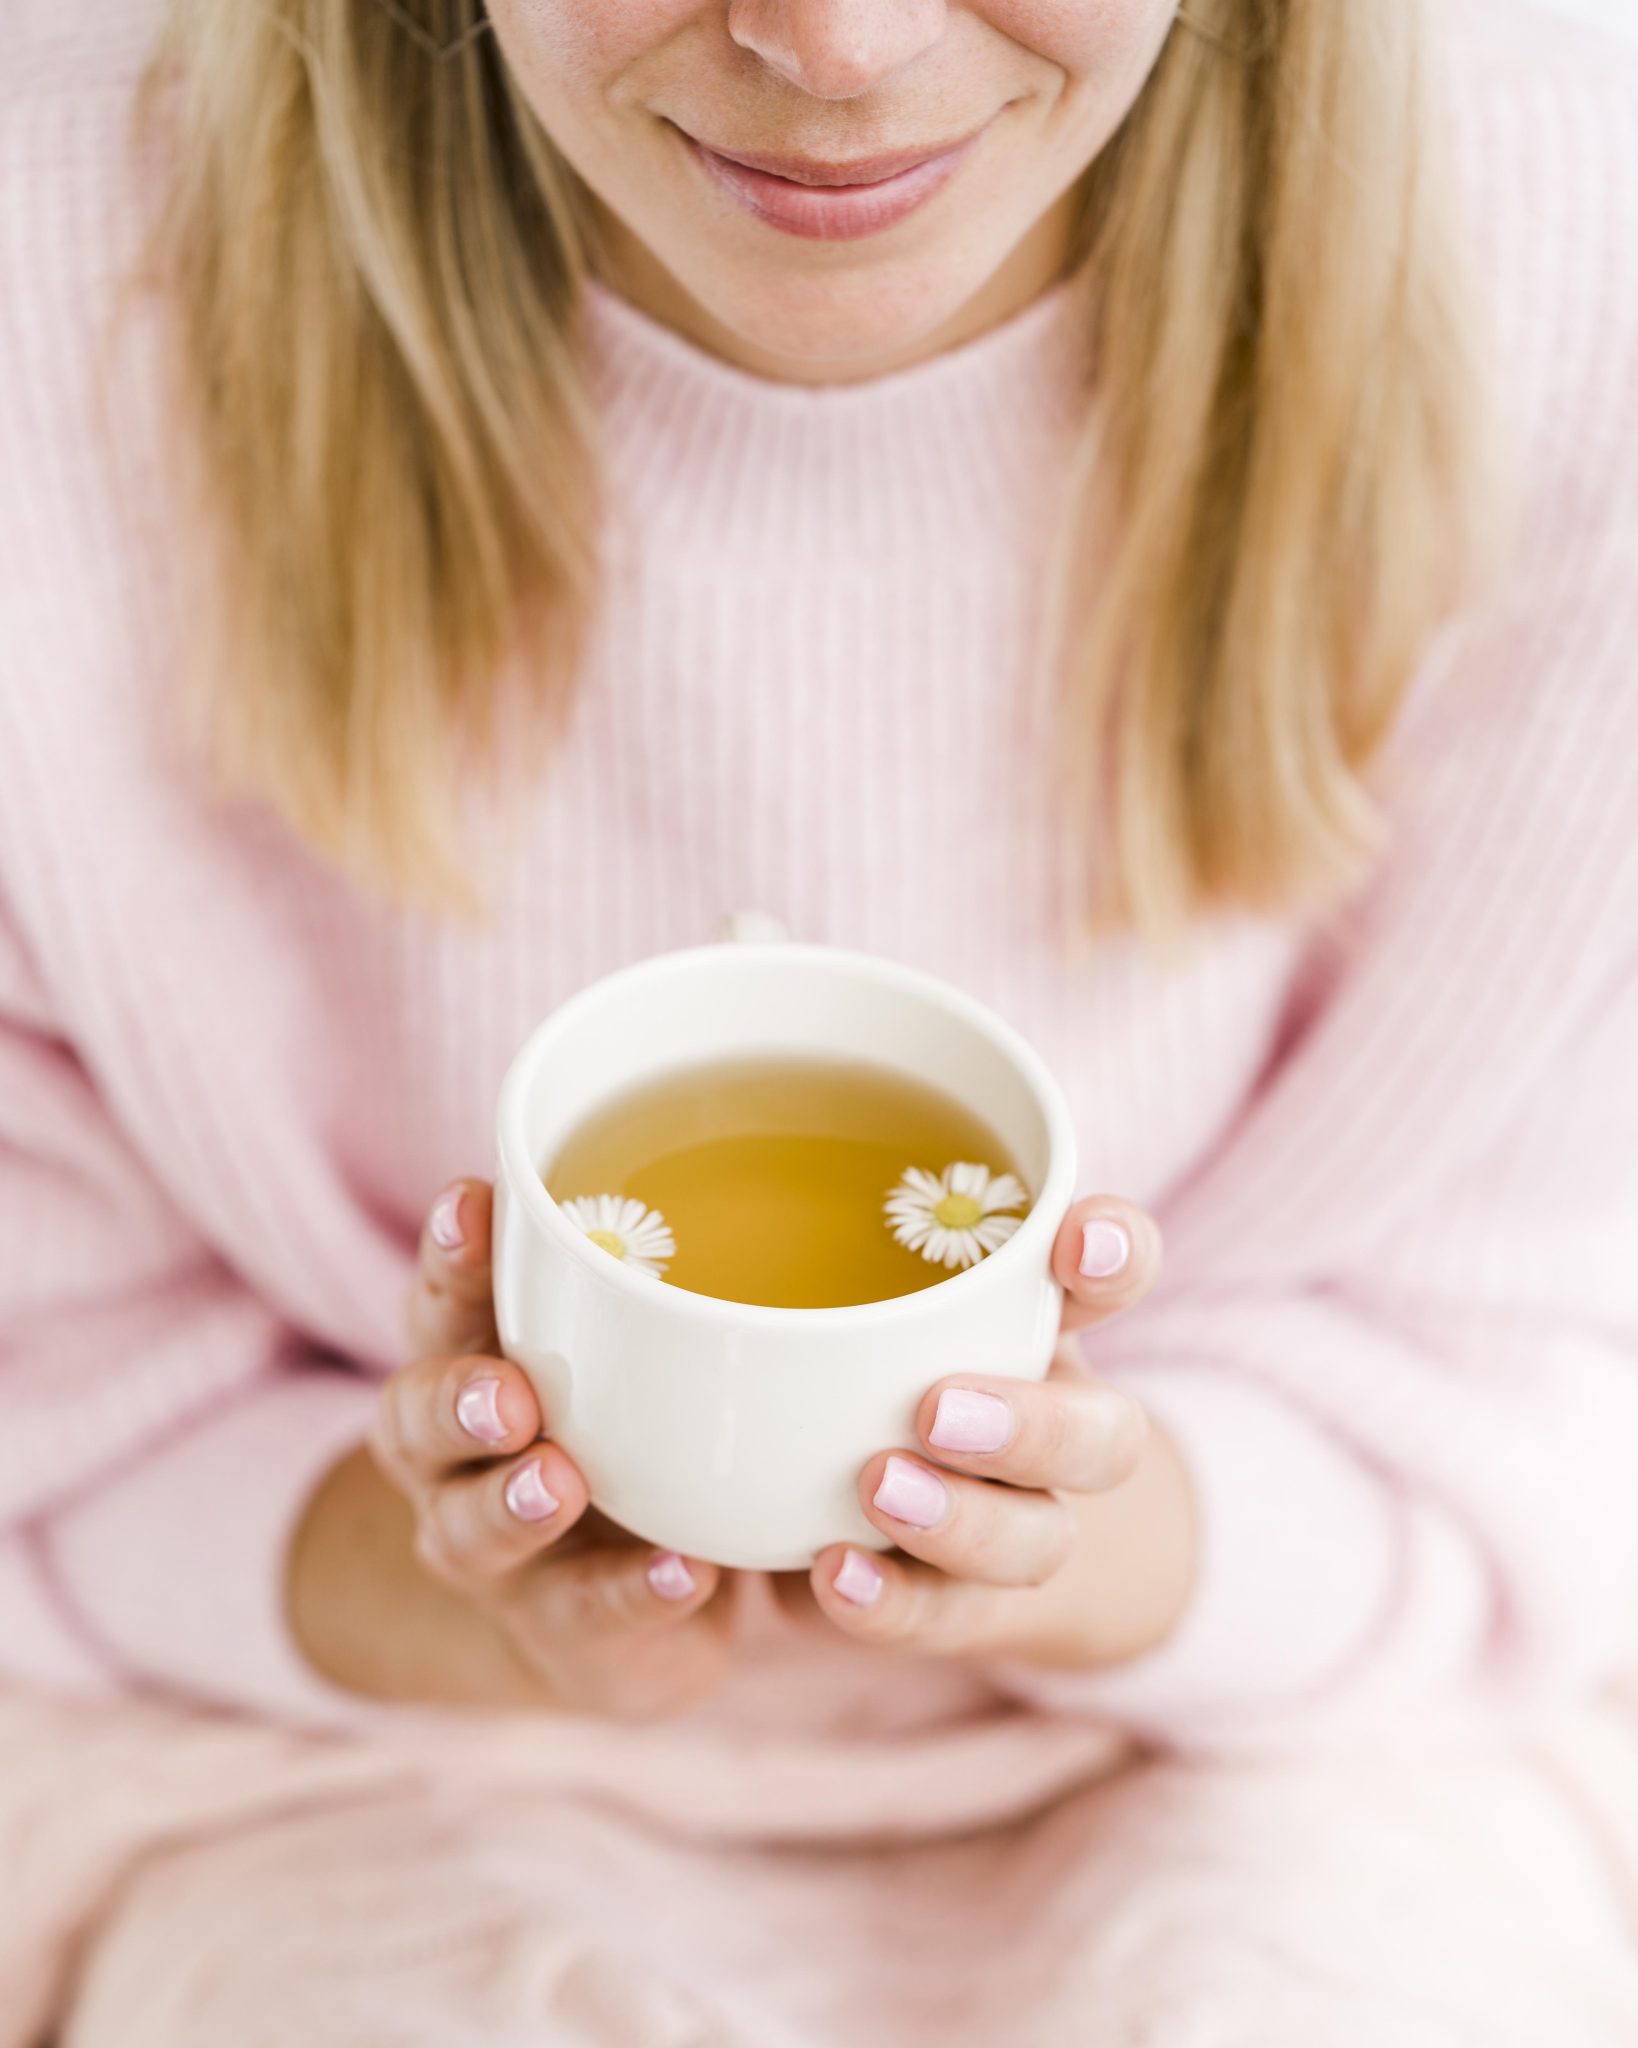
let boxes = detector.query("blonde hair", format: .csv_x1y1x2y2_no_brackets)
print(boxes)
133,0,1494,940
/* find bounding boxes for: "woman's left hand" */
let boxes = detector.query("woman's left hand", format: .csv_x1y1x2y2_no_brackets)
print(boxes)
794,1195,1194,1673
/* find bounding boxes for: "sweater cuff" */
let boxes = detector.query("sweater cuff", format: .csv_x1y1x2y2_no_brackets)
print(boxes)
35,1366,388,1729
0,1533,117,1690
989,1363,1422,1748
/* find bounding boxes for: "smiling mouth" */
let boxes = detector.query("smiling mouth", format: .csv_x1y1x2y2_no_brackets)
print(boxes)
665,116,992,242
673,123,992,188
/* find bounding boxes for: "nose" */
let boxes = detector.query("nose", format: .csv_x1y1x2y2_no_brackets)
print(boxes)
725,0,949,100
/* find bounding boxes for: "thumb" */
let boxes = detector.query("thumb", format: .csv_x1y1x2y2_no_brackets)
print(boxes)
406,1177,500,1360
1051,1194,1163,1333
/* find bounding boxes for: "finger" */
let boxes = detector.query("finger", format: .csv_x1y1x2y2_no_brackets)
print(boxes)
370,1351,544,1491
406,1177,498,1362
915,1369,1147,1495
808,1543,1009,1654
411,1441,590,1586
515,1556,735,1720
855,1451,1074,1589
1053,1195,1162,1332
517,1541,723,1641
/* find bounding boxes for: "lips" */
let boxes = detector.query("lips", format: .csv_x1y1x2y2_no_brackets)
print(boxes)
672,120,988,242
689,129,988,188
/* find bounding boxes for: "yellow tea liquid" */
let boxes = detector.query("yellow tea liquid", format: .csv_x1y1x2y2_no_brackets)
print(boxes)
544,1053,1030,1309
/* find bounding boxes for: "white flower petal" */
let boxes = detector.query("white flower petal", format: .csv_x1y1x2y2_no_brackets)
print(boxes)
978,1173,1029,1216
561,1193,674,1274
886,1160,1034,1271
624,1213,675,1261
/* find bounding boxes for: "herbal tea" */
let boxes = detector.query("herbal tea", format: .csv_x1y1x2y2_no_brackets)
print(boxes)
544,1053,1033,1309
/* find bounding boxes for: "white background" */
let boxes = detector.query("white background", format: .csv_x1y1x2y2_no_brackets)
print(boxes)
1530,0,1636,34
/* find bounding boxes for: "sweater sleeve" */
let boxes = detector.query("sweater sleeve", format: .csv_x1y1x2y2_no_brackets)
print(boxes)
0,894,383,1724
996,526,1638,1752
996,45,1638,1747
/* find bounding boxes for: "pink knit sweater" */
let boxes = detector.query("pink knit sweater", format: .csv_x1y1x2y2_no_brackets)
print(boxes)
2,0,1636,1760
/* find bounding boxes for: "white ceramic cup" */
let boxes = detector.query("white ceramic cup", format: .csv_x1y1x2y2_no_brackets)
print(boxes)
492,940,1078,1570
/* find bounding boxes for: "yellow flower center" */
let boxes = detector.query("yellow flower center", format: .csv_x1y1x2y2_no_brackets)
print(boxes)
587,1228,627,1259
933,1193,983,1231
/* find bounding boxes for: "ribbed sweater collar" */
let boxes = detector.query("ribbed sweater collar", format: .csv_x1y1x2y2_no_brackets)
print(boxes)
577,273,1091,549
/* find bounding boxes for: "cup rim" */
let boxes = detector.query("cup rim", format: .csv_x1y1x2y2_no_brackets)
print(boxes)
496,940,1078,1330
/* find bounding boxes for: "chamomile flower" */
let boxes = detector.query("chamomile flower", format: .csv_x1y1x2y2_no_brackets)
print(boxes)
884,1161,1031,1271
561,1193,676,1279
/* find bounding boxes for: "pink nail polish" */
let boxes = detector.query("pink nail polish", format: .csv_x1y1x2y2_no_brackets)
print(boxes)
1079,1219,1131,1279
647,1551,696,1601
503,1459,559,1523
429,1187,465,1252
872,1454,948,1530
928,1388,1012,1455
834,1548,885,1606
455,1375,508,1445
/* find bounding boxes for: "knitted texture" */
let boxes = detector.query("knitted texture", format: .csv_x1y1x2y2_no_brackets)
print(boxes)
1,0,1635,1763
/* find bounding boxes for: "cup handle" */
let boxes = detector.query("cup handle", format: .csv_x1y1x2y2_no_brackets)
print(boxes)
713,909,791,945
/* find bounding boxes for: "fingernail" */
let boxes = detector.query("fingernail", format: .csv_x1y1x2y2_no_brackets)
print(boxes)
872,1454,948,1531
647,1551,696,1601
455,1375,508,1445
429,1186,466,1252
928,1388,1012,1455
834,1548,885,1606
1079,1219,1131,1280
503,1459,559,1523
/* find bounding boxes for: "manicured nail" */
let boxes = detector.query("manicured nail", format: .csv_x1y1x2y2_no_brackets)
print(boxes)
429,1186,466,1252
455,1375,508,1445
1079,1219,1131,1280
834,1548,885,1606
647,1551,696,1601
872,1454,948,1530
928,1387,1012,1455
503,1459,559,1523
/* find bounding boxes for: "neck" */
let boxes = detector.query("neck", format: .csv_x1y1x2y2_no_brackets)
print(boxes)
586,192,1080,389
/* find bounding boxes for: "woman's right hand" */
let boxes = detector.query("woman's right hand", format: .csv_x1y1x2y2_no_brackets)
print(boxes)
290,1177,732,1718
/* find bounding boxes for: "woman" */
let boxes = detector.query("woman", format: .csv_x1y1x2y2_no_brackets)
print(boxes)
2,0,1637,2040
